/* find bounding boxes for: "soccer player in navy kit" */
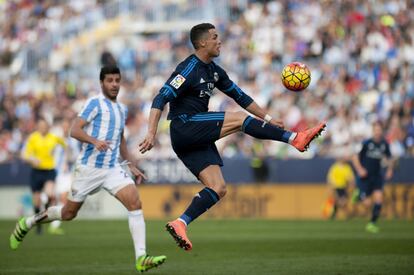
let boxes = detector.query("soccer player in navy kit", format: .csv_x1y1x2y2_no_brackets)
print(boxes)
139,23,326,250
352,122,393,233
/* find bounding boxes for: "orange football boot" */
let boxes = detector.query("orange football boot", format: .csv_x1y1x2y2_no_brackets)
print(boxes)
165,219,192,251
291,122,326,152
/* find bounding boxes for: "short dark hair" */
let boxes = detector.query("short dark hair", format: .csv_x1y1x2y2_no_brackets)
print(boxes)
372,120,384,129
99,66,121,81
190,23,215,49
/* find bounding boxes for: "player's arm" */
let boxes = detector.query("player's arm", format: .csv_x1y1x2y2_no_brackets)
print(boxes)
346,164,356,188
216,66,284,128
384,142,394,180
21,135,39,167
326,165,335,187
352,142,368,178
54,135,67,148
70,117,110,152
245,102,284,128
139,108,162,154
139,67,189,154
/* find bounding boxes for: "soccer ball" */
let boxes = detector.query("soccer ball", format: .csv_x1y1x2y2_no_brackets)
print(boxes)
281,62,311,92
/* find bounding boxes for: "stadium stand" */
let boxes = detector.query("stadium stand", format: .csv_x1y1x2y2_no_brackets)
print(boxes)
0,0,413,164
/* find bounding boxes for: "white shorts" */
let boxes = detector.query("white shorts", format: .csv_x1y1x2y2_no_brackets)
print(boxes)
56,172,72,195
69,164,134,202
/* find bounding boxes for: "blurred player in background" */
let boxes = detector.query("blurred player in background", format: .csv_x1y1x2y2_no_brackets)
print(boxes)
21,118,66,234
139,23,326,251
352,121,394,233
326,155,355,220
48,118,80,235
10,66,166,272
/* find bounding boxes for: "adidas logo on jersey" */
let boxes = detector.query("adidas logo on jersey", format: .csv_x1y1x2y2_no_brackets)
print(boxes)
200,78,205,83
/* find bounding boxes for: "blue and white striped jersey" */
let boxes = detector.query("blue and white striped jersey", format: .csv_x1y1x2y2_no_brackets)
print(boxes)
76,95,127,169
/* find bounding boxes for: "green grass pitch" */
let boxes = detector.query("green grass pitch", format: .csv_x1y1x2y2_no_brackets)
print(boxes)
1,220,413,274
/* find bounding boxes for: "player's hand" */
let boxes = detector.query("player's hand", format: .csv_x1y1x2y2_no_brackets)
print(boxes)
270,118,284,129
93,140,111,152
385,169,393,180
139,133,155,154
357,167,368,178
29,157,40,167
128,164,147,185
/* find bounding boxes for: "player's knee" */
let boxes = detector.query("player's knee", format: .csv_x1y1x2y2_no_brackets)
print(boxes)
215,184,227,198
235,111,248,124
373,191,383,203
127,199,142,211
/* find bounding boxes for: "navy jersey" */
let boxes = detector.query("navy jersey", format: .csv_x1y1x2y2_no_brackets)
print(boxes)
358,138,391,176
152,54,253,119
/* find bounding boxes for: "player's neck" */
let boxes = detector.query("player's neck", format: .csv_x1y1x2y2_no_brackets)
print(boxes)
102,93,117,103
194,51,213,64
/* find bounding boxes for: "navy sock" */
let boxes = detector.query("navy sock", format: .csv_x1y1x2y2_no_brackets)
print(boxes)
34,206,40,215
371,203,382,223
180,187,220,226
242,116,292,143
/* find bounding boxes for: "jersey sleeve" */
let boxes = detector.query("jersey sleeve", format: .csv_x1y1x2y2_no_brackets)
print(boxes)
358,140,369,160
55,135,66,147
326,165,335,184
78,98,100,123
215,65,253,108
151,60,196,110
346,165,355,182
119,103,128,124
22,134,35,160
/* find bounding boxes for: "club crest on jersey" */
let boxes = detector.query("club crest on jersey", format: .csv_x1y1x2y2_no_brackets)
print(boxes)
214,72,219,82
170,74,186,89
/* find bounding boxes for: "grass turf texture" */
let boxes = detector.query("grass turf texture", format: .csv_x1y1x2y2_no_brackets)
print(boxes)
1,220,413,275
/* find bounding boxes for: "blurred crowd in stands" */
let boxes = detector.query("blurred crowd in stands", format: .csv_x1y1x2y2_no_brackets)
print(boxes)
1,0,413,164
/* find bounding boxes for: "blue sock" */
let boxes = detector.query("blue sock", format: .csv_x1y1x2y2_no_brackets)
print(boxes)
179,187,220,226
242,116,292,143
371,203,382,223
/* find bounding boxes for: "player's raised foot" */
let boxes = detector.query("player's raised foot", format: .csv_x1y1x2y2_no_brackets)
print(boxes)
10,217,30,250
136,254,167,272
291,122,326,152
165,219,192,251
366,222,379,233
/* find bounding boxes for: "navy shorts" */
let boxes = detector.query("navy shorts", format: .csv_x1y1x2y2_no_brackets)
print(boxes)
30,168,56,192
335,188,347,198
170,112,225,177
359,175,384,198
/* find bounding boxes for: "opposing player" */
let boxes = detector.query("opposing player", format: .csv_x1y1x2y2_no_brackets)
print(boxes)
21,118,66,234
139,23,326,251
48,118,80,235
352,121,393,233
326,156,355,219
10,66,166,272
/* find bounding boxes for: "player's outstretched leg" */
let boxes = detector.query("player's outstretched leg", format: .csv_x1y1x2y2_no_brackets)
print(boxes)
136,254,167,272
291,122,326,152
241,116,326,152
10,217,30,250
166,219,193,251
